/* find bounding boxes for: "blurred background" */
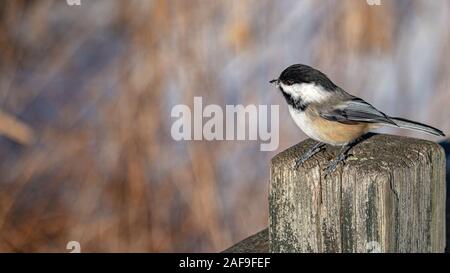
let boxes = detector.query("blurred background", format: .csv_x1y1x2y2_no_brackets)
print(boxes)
0,0,449,252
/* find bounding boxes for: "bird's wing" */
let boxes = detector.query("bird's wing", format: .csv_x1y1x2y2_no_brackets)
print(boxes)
320,98,398,125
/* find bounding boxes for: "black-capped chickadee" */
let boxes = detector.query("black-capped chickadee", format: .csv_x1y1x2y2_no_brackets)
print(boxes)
271,64,445,175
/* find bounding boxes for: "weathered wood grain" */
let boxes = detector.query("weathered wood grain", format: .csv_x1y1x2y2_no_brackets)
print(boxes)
222,228,269,253
269,134,446,253
438,138,450,252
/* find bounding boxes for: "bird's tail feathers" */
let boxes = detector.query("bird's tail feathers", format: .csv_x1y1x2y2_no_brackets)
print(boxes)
388,117,445,137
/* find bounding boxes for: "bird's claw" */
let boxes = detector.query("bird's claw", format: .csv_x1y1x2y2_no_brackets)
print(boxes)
293,144,325,169
323,161,340,177
323,153,348,177
293,155,309,169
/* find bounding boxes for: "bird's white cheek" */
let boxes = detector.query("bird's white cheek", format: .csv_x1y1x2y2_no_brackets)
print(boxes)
279,83,299,99
280,83,331,103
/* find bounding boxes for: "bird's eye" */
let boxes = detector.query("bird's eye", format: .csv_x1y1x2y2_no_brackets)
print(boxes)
286,80,294,85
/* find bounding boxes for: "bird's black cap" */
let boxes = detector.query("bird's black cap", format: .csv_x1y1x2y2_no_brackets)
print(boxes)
274,64,338,91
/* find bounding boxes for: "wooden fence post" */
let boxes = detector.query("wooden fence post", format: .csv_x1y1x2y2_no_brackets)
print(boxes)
269,134,446,253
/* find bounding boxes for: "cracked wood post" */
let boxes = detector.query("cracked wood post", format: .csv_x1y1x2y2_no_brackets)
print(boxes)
269,134,446,253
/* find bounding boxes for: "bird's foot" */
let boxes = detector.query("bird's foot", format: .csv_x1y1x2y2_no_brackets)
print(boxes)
293,153,314,169
323,153,349,177
293,142,325,169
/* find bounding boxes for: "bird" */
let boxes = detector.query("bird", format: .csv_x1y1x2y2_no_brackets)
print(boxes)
270,64,445,175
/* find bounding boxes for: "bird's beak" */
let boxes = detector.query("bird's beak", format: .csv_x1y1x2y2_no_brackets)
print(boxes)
269,79,279,85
